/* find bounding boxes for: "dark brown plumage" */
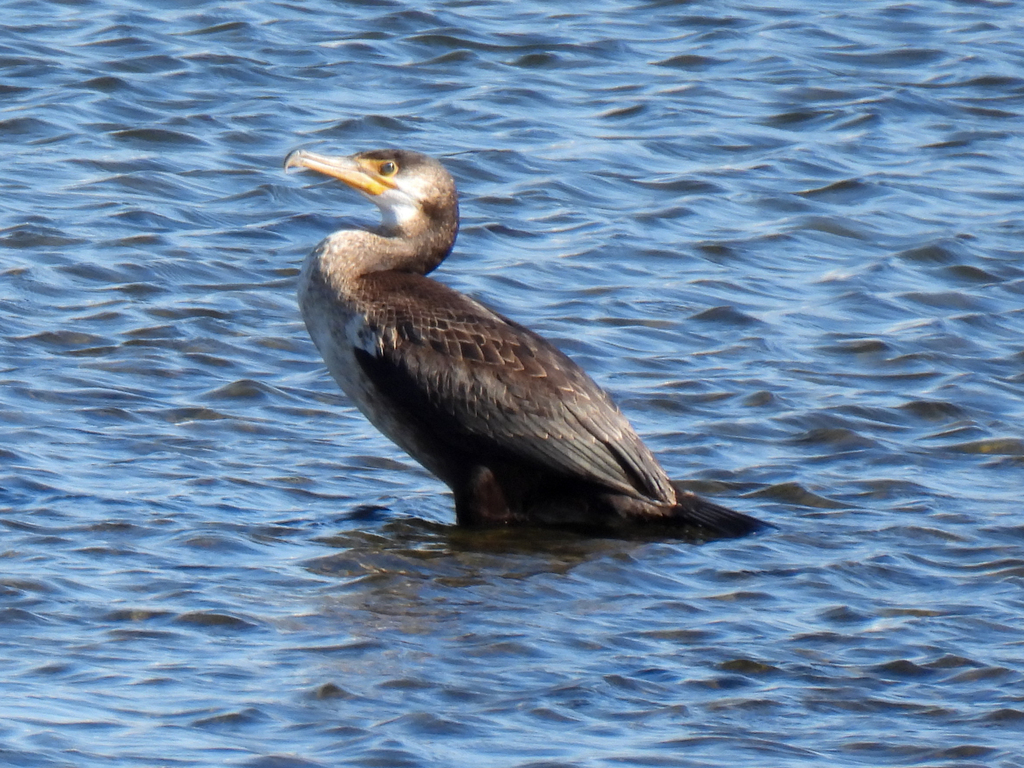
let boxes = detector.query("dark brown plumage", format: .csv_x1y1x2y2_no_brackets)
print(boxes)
285,147,768,537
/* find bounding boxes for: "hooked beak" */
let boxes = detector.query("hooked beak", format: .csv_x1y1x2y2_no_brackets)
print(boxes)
284,149,395,196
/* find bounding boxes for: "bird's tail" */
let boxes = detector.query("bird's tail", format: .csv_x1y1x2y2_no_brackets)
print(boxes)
666,482,769,537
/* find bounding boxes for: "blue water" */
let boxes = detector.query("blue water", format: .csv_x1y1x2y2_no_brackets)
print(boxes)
2,1,1024,766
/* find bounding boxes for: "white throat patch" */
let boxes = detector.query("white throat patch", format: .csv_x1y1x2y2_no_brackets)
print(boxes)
378,198,420,229
373,174,432,229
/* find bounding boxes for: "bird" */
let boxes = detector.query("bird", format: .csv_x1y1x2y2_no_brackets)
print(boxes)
284,147,767,537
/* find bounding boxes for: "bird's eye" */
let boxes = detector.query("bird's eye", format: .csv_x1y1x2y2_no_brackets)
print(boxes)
379,161,398,176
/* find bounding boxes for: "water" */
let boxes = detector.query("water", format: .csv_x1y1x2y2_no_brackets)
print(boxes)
2,0,1024,765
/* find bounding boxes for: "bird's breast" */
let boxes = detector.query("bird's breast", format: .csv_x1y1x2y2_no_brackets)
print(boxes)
298,252,378,397
296,251,453,481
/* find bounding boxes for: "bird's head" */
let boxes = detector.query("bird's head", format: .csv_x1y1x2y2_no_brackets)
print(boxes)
284,148,457,232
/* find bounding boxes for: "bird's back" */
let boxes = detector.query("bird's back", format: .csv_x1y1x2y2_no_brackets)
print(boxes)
346,270,679,507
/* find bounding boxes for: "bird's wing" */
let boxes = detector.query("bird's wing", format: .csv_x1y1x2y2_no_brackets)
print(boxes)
354,272,676,502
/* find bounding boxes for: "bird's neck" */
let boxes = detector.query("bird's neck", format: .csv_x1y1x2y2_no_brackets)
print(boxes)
315,209,458,291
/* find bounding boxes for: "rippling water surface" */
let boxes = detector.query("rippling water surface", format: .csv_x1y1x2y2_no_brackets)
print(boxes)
2,1,1024,766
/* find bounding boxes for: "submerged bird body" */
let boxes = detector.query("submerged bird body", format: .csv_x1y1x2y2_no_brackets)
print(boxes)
286,148,766,536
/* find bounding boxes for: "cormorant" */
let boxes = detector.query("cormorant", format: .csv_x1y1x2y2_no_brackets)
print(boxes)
285,148,766,537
